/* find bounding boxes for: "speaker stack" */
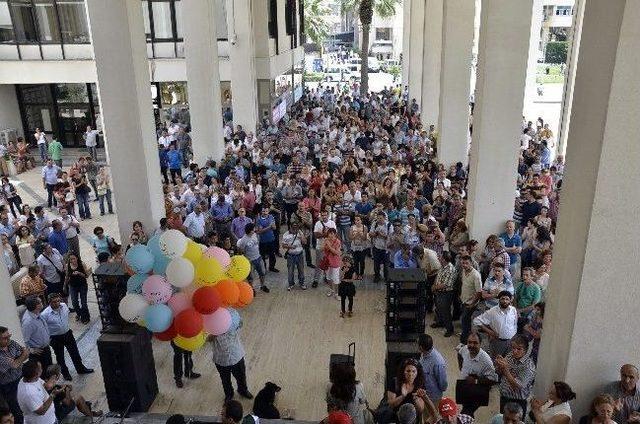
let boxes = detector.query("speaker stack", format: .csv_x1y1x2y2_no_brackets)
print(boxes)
93,262,159,413
384,268,427,390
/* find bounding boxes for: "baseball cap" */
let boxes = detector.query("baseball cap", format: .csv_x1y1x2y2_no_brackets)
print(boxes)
438,398,458,418
327,411,352,424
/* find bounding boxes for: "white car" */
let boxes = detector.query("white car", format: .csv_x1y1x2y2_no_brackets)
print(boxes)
367,57,381,72
324,66,347,82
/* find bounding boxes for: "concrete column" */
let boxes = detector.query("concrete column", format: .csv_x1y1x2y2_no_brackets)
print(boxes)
229,0,259,132
86,0,164,242
0,247,23,344
556,0,585,157
401,0,411,85
436,0,475,167
183,0,225,163
523,0,544,119
407,0,425,105
466,0,533,241
0,85,23,137
420,0,443,127
535,0,640,416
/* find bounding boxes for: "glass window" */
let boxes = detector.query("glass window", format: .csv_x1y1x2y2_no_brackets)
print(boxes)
57,0,89,43
173,0,182,39
11,1,37,42
56,83,88,103
34,0,60,42
151,1,172,39
20,84,52,104
0,1,15,42
141,1,151,39
215,0,227,40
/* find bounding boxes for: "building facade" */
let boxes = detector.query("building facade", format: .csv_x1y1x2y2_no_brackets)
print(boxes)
0,0,305,145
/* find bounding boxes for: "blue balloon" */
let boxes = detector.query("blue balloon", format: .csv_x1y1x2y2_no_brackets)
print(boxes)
153,255,171,275
144,304,173,333
127,274,147,294
229,308,241,331
125,245,154,274
147,234,164,259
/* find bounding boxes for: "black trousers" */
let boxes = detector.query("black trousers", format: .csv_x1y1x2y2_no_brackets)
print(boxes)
425,274,437,313
259,241,277,269
215,358,248,398
171,341,193,380
29,345,52,370
169,168,181,184
353,250,366,276
303,240,313,266
46,184,57,208
340,295,354,313
434,291,455,332
0,378,23,424
50,330,84,375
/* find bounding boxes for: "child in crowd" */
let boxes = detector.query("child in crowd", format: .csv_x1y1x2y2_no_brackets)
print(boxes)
338,255,356,318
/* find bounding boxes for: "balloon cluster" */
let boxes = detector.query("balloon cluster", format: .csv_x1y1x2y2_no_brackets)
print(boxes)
118,229,254,351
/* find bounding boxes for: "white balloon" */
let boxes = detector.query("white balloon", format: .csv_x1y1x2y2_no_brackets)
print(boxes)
118,293,149,323
166,257,195,288
159,229,188,258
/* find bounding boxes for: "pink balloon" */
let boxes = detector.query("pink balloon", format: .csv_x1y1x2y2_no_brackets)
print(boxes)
203,308,232,335
142,275,173,304
203,247,231,269
168,292,192,315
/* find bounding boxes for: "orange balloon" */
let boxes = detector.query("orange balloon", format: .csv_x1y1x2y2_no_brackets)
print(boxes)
237,281,254,307
214,279,240,306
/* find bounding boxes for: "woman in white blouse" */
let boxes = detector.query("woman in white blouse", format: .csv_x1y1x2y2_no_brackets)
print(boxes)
530,381,576,424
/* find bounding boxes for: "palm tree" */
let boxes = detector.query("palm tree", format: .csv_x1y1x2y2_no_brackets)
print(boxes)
343,0,401,95
304,0,331,57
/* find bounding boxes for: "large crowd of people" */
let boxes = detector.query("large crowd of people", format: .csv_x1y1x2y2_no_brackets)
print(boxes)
1,82,638,424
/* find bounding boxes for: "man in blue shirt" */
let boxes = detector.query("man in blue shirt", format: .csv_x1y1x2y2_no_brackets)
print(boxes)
256,208,278,273
41,293,93,381
210,195,233,236
21,296,52,370
354,193,374,225
392,245,417,269
418,334,448,405
41,160,60,208
47,220,68,255
500,220,522,277
166,145,183,184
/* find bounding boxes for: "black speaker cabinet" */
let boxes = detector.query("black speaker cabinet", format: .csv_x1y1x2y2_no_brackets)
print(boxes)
385,342,420,390
97,328,158,412
92,262,132,333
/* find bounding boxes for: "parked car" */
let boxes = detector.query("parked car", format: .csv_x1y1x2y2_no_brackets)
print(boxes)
367,57,381,72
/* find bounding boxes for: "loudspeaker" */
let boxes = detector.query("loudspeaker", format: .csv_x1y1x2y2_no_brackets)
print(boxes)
97,328,158,412
329,342,355,380
385,342,420,390
92,262,138,334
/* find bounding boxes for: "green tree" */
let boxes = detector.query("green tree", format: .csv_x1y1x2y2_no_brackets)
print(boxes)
304,0,331,57
545,41,569,64
343,0,402,95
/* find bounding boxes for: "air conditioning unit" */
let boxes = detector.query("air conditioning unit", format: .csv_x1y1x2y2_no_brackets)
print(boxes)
0,128,18,146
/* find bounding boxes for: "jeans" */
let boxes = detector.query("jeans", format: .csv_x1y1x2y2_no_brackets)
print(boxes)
76,191,91,219
87,146,97,161
286,252,305,286
303,240,313,266
46,184,57,208
337,224,351,251
247,257,266,286
313,249,325,283
99,189,114,214
434,291,455,332
88,178,99,200
170,168,181,184
69,284,89,322
50,330,84,375
460,304,477,344
353,250,366,276
38,143,47,161
259,241,277,270
372,247,387,282
215,358,248,398
0,378,23,424
6,196,21,218
171,341,193,380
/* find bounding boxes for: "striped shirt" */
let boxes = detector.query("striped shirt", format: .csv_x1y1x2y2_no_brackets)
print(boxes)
499,353,536,400
435,263,456,292
0,340,25,384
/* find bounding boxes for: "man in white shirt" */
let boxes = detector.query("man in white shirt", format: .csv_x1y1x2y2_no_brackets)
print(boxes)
83,126,99,161
58,207,80,256
459,255,483,344
311,210,336,288
182,204,206,243
457,332,498,417
158,130,172,148
17,360,61,424
473,291,518,360
34,129,47,164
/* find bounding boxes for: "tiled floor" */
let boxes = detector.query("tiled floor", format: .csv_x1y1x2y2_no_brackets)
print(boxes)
9,150,500,422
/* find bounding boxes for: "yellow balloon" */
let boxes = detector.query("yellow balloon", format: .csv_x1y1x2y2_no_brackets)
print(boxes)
173,331,207,352
195,257,224,286
225,255,251,282
183,240,203,265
